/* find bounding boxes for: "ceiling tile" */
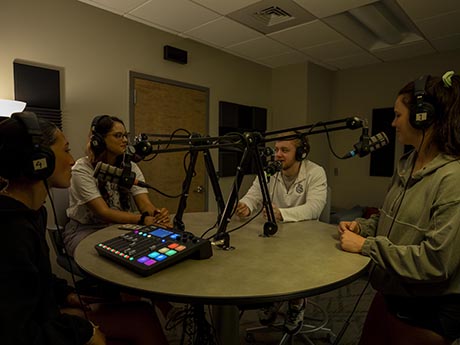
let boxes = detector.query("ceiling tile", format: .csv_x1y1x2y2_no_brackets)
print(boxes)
191,0,261,15
184,17,262,48
292,0,378,18
415,10,460,40
124,14,180,35
227,0,316,35
326,52,380,70
397,0,460,21
77,0,460,70
430,34,460,52
300,39,365,60
268,20,344,49
128,0,220,33
257,50,309,67
372,40,435,61
227,36,294,59
78,0,147,15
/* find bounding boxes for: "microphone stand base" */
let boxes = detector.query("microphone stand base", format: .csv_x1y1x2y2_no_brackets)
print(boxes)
263,221,278,236
212,232,235,250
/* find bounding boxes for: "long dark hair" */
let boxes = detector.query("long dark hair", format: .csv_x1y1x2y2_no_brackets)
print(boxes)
398,74,460,157
87,115,131,211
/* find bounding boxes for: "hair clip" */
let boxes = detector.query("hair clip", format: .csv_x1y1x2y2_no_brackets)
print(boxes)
442,70,455,88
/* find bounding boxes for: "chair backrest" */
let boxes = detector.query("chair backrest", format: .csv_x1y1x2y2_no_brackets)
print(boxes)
47,188,70,256
319,186,332,223
46,188,86,277
49,187,70,227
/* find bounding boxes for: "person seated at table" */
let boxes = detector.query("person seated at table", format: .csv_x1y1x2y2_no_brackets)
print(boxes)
339,71,460,345
63,114,171,257
63,114,177,326
0,112,168,345
236,134,327,334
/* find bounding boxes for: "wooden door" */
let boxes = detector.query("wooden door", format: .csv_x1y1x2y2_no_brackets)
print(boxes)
130,73,209,213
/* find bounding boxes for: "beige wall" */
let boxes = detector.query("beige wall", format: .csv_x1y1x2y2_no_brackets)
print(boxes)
278,52,460,210
0,0,273,210
271,63,308,130
306,63,334,171
3,0,460,214
329,51,460,209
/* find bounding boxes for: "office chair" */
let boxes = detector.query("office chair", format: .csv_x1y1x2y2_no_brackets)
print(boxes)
361,292,458,345
245,300,336,345
245,188,335,344
47,188,123,298
46,188,87,277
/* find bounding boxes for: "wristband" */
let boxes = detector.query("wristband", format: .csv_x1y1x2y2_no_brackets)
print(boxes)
138,211,149,225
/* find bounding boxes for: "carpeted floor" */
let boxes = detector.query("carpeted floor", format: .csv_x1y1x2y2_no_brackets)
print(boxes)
165,275,376,345
239,276,375,345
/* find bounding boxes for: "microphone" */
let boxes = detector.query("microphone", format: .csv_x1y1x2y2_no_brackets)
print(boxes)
132,133,152,162
260,146,281,176
265,160,282,176
260,146,275,158
93,161,152,189
342,132,389,159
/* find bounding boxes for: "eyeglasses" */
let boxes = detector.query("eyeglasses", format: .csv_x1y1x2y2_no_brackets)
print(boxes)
108,132,129,139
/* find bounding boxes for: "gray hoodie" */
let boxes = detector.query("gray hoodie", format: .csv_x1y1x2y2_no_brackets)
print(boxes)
358,150,460,297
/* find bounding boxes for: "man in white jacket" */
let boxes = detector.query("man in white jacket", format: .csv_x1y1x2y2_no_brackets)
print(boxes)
236,133,328,334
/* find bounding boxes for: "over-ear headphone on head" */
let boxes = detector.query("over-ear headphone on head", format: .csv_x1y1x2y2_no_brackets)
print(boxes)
90,115,110,152
410,75,436,129
294,132,310,161
12,112,55,180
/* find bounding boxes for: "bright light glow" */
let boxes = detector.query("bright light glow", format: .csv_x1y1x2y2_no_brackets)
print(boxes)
0,99,27,117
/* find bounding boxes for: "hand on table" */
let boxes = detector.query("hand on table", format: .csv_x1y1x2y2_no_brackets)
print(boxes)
338,221,360,234
263,203,283,221
339,229,365,253
145,208,171,227
235,202,250,217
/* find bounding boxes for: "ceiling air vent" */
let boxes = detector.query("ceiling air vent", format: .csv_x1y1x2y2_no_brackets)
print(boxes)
253,6,295,27
227,0,315,34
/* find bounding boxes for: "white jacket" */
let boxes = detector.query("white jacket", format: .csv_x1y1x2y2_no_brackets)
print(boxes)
240,160,327,222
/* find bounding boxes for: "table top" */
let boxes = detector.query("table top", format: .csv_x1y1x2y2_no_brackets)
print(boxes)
74,212,370,305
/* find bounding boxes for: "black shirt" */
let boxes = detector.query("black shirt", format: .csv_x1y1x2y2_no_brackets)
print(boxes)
0,195,92,345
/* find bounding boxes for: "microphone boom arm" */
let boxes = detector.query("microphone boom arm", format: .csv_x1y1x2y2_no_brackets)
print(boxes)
173,135,226,232
214,132,278,249
133,116,365,245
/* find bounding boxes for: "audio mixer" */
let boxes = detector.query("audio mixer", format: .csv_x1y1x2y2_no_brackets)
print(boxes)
95,224,212,276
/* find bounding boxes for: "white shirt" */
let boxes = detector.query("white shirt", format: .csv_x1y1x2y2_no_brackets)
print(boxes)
66,156,148,225
239,159,327,222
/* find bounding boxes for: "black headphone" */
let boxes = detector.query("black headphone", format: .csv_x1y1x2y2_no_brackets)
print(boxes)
295,132,310,161
410,75,436,129
12,112,55,180
90,115,110,152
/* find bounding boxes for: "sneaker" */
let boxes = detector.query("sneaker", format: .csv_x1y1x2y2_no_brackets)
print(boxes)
283,299,306,335
258,302,282,325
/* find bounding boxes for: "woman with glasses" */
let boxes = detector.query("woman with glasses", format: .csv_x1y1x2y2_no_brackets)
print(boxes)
63,115,171,257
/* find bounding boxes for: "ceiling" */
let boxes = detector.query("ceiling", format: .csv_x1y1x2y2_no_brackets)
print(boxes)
77,0,460,70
